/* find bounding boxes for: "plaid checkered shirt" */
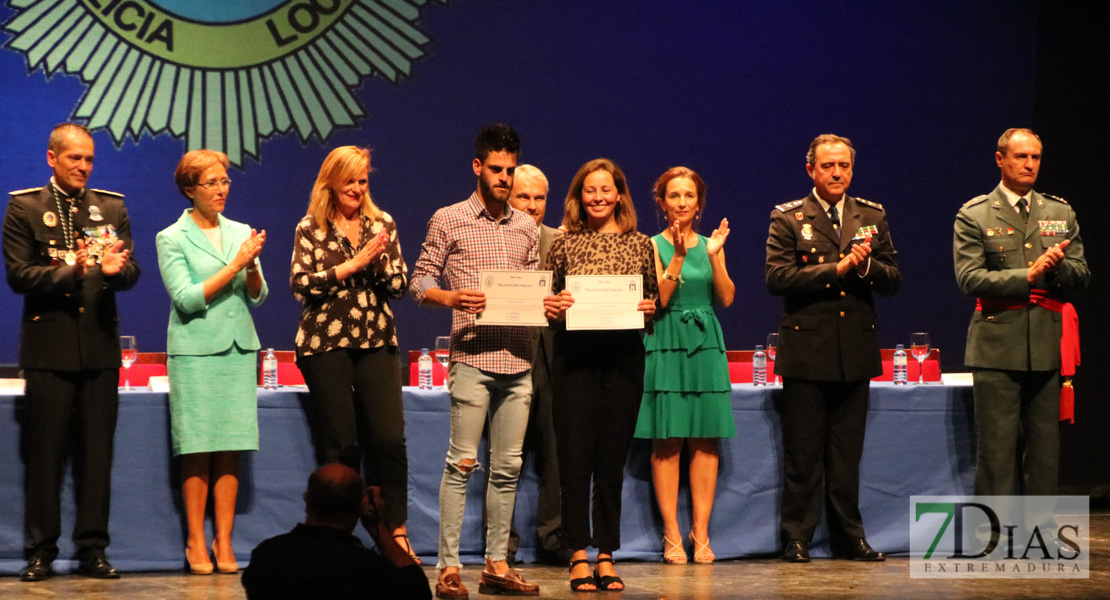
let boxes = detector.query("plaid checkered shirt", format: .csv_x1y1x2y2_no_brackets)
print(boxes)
410,193,539,375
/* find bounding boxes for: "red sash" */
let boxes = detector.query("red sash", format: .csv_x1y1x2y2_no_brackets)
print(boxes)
976,289,1080,423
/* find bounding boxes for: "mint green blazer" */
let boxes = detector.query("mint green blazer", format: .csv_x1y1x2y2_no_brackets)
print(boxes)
156,209,268,356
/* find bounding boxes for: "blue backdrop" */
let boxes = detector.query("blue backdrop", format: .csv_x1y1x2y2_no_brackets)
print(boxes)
0,0,1046,371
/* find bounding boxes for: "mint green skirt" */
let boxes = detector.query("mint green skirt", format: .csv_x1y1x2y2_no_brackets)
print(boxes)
167,345,258,456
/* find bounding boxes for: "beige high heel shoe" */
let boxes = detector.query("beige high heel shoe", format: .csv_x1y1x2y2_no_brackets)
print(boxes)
689,532,715,564
211,539,239,574
663,535,688,565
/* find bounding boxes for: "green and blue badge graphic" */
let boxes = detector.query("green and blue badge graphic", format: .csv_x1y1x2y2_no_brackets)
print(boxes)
4,0,446,166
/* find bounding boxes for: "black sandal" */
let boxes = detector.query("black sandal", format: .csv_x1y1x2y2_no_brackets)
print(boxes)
393,534,421,564
593,557,624,591
569,558,597,592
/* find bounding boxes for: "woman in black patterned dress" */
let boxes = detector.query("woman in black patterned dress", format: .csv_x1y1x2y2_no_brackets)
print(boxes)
290,146,418,561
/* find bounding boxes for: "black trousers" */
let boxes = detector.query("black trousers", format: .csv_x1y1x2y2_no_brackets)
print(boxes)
508,329,562,555
779,377,869,545
298,346,409,526
971,368,1060,496
551,330,644,554
22,368,119,560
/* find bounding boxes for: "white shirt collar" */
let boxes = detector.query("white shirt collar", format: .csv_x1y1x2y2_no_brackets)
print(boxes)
812,187,842,217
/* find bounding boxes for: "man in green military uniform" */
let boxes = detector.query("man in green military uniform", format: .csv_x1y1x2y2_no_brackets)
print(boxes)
953,128,1089,497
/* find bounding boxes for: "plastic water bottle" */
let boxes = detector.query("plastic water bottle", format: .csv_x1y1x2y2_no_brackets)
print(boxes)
753,345,767,387
418,348,434,390
262,348,279,389
893,344,908,385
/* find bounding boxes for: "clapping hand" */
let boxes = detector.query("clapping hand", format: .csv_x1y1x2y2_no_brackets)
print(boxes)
1028,239,1070,283
706,218,730,256
349,230,388,273
671,220,688,258
837,236,873,276
234,229,266,271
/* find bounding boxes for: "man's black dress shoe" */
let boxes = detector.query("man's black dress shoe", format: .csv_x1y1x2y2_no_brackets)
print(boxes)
19,555,53,582
77,551,121,579
835,538,886,561
782,539,810,563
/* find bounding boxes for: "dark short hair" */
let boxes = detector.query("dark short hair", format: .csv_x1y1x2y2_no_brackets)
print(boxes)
48,123,92,154
997,128,1041,156
305,464,364,518
806,134,856,166
475,123,521,161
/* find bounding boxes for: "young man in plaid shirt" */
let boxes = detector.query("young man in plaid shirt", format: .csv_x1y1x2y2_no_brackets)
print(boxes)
410,124,540,598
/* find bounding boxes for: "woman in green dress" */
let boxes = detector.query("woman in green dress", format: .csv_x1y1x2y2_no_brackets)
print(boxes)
634,167,735,565
156,150,268,574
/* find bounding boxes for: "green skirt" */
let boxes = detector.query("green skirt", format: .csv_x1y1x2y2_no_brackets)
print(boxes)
634,305,736,439
168,345,259,456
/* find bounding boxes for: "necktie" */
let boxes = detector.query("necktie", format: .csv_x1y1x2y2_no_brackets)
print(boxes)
1017,197,1029,223
828,205,840,237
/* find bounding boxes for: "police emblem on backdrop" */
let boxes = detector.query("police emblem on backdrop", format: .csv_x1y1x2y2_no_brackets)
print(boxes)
3,0,447,167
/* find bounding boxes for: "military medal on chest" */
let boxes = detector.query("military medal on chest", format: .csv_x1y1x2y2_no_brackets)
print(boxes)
801,223,813,240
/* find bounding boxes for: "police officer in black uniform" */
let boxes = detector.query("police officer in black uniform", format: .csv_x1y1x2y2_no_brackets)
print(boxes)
2,123,140,581
765,134,900,563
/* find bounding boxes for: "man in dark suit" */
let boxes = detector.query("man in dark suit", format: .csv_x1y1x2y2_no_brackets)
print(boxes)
2,123,140,581
505,164,565,564
953,128,1089,497
765,134,900,563
241,463,430,600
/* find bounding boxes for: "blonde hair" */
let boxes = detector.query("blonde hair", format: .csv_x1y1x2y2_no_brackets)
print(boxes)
174,149,229,200
561,158,637,233
307,146,381,231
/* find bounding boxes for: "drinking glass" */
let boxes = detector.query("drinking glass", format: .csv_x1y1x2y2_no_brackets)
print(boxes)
910,332,931,384
434,336,451,391
120,335,137,391
766,333,780,385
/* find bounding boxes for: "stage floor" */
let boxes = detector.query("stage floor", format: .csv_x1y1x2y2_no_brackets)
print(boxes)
2,511,1106,599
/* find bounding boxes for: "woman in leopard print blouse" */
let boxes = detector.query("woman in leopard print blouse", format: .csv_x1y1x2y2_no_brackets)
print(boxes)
543,158,658,591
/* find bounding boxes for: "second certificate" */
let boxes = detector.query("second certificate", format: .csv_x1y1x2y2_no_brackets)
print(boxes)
476,270,552,326
566,274,644,330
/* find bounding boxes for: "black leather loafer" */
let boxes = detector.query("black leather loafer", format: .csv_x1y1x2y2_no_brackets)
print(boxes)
835,538,886,561
77,551,121,579
19,555,53,582
782,539,810,562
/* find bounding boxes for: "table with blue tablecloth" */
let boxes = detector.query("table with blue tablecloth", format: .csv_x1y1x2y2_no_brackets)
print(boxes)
0,382,974,574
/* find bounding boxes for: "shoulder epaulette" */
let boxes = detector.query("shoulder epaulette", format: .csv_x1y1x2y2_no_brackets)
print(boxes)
775,199,804,212
1041,192,1067,204
855,197,883,210
962,194,990,208
89,188,124,198
8,186,42,196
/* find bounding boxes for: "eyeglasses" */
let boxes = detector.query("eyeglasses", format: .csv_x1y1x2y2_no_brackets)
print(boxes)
196,178,232,190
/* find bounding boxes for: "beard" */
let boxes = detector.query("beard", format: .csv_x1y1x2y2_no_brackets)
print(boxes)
479,176,509,206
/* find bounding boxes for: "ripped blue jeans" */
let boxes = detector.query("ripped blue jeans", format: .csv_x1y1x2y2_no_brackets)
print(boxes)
437,362,532,569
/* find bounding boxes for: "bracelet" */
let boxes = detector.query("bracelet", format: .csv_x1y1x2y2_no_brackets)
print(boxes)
245,259,259,273
663,270,683,285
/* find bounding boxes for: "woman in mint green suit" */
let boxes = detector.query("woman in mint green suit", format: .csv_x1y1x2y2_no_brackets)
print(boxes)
156,150,267,575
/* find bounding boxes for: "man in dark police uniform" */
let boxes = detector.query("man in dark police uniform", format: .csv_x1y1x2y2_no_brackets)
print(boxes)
2,123,140,581
765,134,900,563
953,128,1089,498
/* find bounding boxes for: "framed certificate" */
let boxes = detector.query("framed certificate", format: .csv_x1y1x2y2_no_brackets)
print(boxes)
565,274,644,330
475,270,552,326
